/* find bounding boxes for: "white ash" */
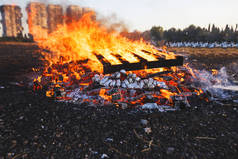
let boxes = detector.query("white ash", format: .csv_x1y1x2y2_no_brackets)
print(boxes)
121,82,127,88
195,67,238,100
106,79,114,87
132,74,137,79
124,79,130,86
115,72,121,78
156,81,168,89
109,80,116,87
136,77,141,81
120,69,126,74
148,78,154,85
116,79,121,87
98,70,168,89
141,103,176,112
128,78,133,84
99,76,109,85
143,79,148,84
142,103,159,109
92,74,101,83
104,138,113,142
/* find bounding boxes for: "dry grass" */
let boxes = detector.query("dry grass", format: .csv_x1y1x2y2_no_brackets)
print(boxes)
168,47,238,57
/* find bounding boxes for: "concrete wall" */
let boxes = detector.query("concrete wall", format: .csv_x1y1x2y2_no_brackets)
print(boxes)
47,4,64,34
26,2,48,39
66,5,83,24
0,3,94,38
0,5,23,37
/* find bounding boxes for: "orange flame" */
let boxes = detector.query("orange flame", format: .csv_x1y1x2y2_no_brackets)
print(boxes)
35,12,175,74
32,12,205,106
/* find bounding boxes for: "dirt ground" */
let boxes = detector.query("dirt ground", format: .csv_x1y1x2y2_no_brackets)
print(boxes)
168,47,238,69
0,44,238,158
168,47,238,81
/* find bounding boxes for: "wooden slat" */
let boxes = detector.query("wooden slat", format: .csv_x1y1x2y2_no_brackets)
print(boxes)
102,55,183,74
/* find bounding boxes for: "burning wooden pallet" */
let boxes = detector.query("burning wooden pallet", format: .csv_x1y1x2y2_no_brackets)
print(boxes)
94,51,184,74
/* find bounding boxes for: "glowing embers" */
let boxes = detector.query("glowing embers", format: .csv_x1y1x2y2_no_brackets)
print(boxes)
31,12,206,109
33,61,207,110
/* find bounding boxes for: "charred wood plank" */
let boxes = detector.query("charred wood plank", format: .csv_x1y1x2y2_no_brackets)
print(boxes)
147,71,172,78
103,56,183,74
141,49,166,59
94,53,111,66
113,54,130,64
132,53,148,63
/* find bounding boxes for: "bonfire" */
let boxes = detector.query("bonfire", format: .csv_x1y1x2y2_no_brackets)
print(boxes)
32,12,210,110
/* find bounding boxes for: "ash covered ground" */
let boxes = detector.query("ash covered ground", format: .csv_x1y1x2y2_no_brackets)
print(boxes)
0,44,238,158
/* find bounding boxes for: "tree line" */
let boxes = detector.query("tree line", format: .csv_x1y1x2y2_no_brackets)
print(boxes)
150,24,238,43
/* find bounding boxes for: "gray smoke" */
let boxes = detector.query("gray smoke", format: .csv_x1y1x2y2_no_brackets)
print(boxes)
195,67,238,101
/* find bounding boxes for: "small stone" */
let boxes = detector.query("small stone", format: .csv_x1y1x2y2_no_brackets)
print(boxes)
120,69,126,74
143,79,149,84
127,84,133,89
124,79,129,86
101,154,109,158
116,80,121,87
153,80,157,85
140,119,148,125
109,80,116,87
134,82,141,89
166,147,175,154
128,78,133,84
157,81,168,89
115,72,121,78
130,89,137,96
148,84,155,89
135,77,141,81
111,73,117,78
139,81,145,88
128,73,133,78
148,78,154,85
120,103,128,109
100,77,109,85
132,74,137,79
131,82,138,89
142,103,159,109
105,138,113,142
144,127,152,134
233,100,238,103
121,82,127,88
104,79,112,87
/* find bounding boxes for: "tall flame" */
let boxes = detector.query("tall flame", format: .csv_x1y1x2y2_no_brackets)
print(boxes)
35,12,175,73
31,12,207,106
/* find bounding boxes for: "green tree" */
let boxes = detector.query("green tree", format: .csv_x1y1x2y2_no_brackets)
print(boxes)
150,26,164,41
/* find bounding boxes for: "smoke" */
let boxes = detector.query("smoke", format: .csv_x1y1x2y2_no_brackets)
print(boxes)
195,67,238,101
97,13,129,33
96,13,151,41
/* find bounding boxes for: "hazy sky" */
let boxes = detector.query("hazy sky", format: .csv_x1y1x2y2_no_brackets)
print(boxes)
0,0,238,33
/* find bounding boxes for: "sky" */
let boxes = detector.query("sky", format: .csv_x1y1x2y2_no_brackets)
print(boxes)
0,0,238,34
